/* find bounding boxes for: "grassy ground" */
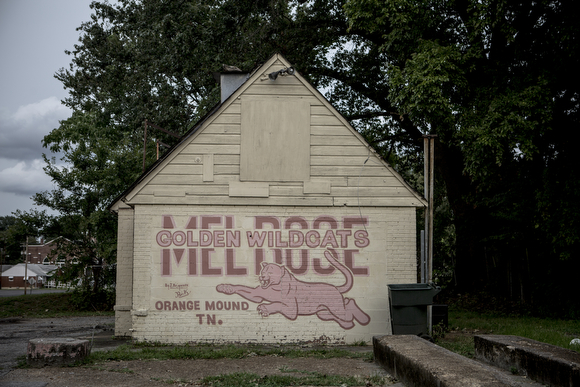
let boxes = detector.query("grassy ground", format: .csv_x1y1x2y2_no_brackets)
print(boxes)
63,342,383,386
0,292,113,318
197,371,387,387
435,308,580,357
4,292,579,360
86,343,374,363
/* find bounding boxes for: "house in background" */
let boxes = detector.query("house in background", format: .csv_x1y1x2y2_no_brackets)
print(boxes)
23,237,71,266
0,263,58,289
0,265,13,289
109,53,426,344
1,237,77,289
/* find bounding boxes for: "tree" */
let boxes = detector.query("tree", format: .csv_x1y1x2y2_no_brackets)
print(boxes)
4,210,49,264
47,0,579,315
34,111,124,308
41,0,301,305
0,216,21,265
342,0,580,312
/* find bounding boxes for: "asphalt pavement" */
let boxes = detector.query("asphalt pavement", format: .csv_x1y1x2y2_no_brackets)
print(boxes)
0,315,118,380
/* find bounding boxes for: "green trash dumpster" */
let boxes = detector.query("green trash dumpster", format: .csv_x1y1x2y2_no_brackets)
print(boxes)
388,283,440,336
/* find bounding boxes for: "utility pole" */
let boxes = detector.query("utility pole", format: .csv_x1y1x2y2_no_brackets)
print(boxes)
142,119,180,171
24,237,28,295
0,245,3,290
24,237,30,295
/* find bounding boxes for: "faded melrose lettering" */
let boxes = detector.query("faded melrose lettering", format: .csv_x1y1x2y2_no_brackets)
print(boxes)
153,214,371,329
155,215,370,277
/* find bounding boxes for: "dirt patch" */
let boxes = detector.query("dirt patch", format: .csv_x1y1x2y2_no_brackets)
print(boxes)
4,356,394,386
0,316,397,386
0,315,115,374
441,329,482,343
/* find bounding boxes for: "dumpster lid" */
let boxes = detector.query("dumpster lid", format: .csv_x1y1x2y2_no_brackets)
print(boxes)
388,283,440,291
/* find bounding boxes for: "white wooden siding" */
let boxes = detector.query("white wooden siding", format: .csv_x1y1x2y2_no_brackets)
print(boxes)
127,57,424,208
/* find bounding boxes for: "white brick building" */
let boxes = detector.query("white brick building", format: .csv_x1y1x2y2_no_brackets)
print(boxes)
109,54,426,344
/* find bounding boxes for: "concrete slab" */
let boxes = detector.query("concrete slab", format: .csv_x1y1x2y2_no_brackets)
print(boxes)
475,334,580,386
374,335,529,387
26,338,90,367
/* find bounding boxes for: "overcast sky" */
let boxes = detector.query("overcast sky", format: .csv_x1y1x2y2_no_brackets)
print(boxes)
0,0,98,217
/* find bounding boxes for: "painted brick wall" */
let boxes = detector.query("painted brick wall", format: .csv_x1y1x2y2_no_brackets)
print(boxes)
114,207,134,337
127,205,417,344
0,277,27,288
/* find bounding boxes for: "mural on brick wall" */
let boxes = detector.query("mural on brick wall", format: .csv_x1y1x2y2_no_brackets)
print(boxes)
216,249,370,329
153,214,371,329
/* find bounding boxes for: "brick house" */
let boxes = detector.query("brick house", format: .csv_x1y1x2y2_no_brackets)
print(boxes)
23,238,67,265
1,237,75,289
109,54,426,344
0,263,58,289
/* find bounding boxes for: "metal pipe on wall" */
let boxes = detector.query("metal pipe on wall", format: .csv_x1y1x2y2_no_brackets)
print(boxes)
423,135,437,335
422,135,436,283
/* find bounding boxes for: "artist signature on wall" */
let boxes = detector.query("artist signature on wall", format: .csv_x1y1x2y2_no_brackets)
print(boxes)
175,289,191,298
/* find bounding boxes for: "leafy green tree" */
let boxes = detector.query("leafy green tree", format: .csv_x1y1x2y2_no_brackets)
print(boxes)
41,0,301,304
4,210,49,265
0,216,21,265
34,111,127,307
47,0,579,314
343,0,580,310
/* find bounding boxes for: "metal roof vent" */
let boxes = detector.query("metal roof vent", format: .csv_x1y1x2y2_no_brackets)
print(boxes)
214,65,250,103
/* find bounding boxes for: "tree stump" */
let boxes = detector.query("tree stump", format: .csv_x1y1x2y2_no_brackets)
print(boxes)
27,338,90,367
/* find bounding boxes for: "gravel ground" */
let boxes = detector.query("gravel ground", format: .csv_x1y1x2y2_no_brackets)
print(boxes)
3,356,395,387
0,316,116,377
0,316,398,387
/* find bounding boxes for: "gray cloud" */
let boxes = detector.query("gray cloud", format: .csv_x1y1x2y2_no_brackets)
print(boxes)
0,97,70,162
0,159,55,196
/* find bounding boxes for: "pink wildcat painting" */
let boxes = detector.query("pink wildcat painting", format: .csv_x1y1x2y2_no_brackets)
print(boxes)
216,249,370,329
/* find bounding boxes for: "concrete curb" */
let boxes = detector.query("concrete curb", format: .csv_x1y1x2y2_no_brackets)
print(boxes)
475,334,580,386
373,335,522,386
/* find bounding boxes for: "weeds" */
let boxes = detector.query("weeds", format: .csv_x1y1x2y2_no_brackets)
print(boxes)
15,356,28,369
0,292,113,318
83,343,373,365
436,307,580,357
436,331,475,358
452,309,580,352
349,340,368,346
166,377,191,384
431,321,448,341
132,341,173,348
68,288,115,312
150,376,190,384
199,371,375,386
279,366,314,375
81,345,383,386
111,367,134,374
